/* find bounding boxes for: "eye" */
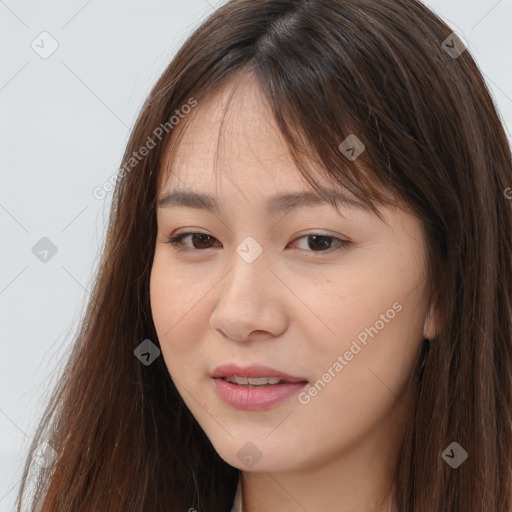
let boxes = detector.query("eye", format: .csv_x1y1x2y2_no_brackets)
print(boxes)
164,232,350,254
166,232,222,251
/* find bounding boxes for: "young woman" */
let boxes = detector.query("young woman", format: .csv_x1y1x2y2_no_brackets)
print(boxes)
16,0,512,511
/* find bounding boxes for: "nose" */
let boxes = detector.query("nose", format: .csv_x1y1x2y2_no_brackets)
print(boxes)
209,246,289,342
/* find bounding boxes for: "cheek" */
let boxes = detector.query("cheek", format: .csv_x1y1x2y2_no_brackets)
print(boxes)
149,253,206,373
150,248,204,329
295,297,423,447
304,256,426,398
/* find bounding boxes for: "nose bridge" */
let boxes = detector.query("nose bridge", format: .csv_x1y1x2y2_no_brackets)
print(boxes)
210,235,286,340
221,234,269,306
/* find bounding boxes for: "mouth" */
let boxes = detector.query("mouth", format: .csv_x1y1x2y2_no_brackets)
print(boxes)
217,375,306,387
211,363,308,384
211,363,309,410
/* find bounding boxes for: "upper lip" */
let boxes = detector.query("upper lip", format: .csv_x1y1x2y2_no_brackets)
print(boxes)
211,363,308,383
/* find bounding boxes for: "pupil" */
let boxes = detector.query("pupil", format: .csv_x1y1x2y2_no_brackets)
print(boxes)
309,235,331,251
193,234,212,249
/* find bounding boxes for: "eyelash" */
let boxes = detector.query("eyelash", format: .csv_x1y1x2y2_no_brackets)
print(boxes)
165,232,351,255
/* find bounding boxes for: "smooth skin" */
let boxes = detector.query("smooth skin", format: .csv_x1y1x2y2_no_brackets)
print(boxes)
150,70,438,512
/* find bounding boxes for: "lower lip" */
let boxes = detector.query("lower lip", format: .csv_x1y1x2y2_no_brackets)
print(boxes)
212,378,308,410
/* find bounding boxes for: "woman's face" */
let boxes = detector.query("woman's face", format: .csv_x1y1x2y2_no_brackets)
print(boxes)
150,72,435,474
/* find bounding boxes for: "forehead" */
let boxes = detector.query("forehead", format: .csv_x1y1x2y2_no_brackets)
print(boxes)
155,71,395,221
157,70,320,193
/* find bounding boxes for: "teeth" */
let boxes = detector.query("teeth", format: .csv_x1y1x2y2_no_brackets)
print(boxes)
225,375,282,386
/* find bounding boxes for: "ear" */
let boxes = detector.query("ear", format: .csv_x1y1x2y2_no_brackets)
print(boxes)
423,302,439,340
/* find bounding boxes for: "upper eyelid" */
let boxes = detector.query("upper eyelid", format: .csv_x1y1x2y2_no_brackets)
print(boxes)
170,230,344,241
167,231,350,249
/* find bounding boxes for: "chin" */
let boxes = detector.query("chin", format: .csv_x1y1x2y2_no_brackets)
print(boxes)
211,436,305,472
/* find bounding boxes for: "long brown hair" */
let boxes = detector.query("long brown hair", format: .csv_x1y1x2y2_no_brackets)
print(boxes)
16,0,512,510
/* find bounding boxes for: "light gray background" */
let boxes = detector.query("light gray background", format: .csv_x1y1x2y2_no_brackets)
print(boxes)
1,0,511,509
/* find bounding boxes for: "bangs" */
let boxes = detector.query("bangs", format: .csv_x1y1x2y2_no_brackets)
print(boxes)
156,63,399,227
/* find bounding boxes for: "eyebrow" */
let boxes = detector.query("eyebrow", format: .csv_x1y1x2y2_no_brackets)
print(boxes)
157,187,370,216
